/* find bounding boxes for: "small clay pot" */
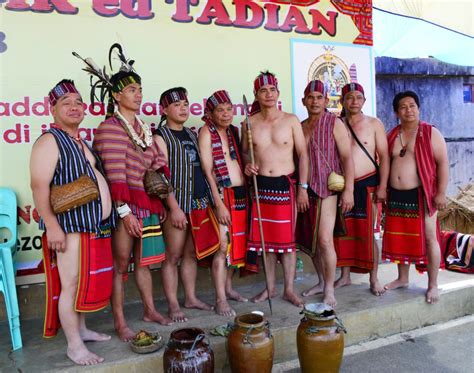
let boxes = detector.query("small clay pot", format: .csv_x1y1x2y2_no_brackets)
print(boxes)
227,313,274,373
297,303,346,373
163,327,214,373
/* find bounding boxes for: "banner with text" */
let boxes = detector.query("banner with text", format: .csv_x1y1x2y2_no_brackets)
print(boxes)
0,0,374,284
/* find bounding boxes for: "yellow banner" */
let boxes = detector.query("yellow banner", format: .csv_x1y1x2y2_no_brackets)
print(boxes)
0,0,375,284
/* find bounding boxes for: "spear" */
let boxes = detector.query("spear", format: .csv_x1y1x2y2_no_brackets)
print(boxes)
243,95,273,315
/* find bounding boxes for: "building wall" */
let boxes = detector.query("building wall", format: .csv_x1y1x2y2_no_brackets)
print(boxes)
375,57,474,196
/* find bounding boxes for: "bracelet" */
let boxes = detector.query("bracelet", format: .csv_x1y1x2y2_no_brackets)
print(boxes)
116,203,132,219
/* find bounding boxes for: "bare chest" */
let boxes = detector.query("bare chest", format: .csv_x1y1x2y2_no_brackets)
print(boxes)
253,123,293,149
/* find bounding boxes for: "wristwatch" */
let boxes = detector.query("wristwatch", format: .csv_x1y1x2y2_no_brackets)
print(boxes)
298,182,309,190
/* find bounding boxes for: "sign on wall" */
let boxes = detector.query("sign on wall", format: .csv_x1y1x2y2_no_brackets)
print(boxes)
0,0,374,284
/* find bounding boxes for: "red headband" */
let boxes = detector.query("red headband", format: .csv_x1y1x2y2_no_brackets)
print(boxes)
48,81,81,106
160,88,188,108
341,82,365,98
253,73,279,94
304,80,326,97
205,90,232,113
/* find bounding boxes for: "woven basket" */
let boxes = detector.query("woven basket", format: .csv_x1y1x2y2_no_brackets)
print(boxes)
50,175,99,214
144,170,173,199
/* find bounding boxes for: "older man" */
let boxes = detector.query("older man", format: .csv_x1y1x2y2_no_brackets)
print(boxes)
334,83,389,296
199,90,249,316
31,80,114,365
297,80,354,307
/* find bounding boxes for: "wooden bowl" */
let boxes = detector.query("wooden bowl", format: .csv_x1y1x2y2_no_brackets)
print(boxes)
129,332,164,354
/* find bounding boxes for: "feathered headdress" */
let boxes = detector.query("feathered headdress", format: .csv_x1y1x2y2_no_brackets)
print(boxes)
73,43,141,118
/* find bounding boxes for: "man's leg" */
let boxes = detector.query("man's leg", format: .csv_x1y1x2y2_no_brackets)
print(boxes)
334,267,351,289
161,218,188,322
425,211,440,303
302,248,325,296
78,314,110,342
317,195,338,307
302,196,325,297
212,225,235,316
132,239,173,325
182,230,214,311
111,220,136,341
369,200,385,296
57,233,104,365
281,252,304,307
384,264,410,290
225,268,248,302
251,252,278,302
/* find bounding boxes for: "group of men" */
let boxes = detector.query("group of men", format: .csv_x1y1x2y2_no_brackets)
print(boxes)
30,62,448,365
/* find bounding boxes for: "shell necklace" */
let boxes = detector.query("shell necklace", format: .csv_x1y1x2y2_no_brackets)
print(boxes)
116,110,152,149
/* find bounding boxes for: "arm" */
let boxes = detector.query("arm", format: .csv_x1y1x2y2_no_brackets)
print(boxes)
154,134,187,229
198,127,231,225
431,127,449,210
334,118,355,213
292,117,309,212
30,134,66,252
374,118,390,202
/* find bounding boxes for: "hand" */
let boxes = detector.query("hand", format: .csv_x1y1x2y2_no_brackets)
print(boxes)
215,203,231,226
123,214,142,238
159,208,168,223
339,188,354,214
244,163,259,177
170,207,188,230
375,186,387,204
434,192,447,210
46,225,66,253
297,188,309,213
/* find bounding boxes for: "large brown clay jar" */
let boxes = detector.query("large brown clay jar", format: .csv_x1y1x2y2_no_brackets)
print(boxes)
163,327,214,372
297,303,346,373
227,313,274,373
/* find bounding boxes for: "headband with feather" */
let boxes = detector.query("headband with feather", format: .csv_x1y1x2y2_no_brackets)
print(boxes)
73,43,142,118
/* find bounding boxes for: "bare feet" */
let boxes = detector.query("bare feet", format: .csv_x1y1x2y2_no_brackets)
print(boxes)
370,280,386,296
144,310,173,326
169,306,188,323
251,289,278,303
115,325,136,342
184,298,215,311
215,300,236,317
301,282,324,297
226,289,248,302
80,328,111,342
283,291,304,307
323,290,337,308
334,277,352,289
67,345,104,366
425,286,439,304
384,279,409,290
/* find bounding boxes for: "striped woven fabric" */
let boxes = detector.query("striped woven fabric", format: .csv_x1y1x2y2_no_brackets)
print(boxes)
382,187,427,265
308,111,342,199
93,115,167,218
139,214,166,266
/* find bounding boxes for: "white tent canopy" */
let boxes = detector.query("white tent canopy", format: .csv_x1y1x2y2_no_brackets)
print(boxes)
373,0,474,66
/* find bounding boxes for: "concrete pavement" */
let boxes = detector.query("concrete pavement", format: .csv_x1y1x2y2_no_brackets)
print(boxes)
1,262,473,372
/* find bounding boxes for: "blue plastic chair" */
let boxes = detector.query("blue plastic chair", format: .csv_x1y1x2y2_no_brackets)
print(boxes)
0,187,22,350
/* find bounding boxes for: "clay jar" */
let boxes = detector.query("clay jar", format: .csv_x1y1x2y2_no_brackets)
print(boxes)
227,313,274,373
296,303,346,373
163,328,214,373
